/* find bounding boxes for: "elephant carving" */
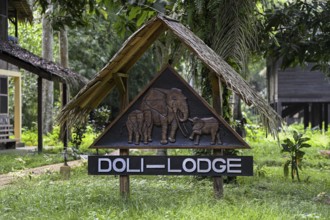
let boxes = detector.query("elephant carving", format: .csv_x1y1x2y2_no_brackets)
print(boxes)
189,117,222,145
141,88,189,144
126,110,144,145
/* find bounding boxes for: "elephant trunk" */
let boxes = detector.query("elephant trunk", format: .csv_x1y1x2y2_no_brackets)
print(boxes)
177,102,189,122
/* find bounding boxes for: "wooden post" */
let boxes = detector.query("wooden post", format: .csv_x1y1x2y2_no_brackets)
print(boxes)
210,72,224,199
13,75,21,141
213,149,224,199
324,103,328,132
37,77,43,153
304,104,309,130
62,83,68,165
0,0,8,41
118,73,129,198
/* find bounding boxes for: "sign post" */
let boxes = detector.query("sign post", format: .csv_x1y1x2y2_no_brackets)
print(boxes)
88,66,253,198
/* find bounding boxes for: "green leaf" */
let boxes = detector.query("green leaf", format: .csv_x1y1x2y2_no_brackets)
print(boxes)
128,7,141,20
293,130,299,142
296,150,305,159
136,11,148,27
300,143,311,148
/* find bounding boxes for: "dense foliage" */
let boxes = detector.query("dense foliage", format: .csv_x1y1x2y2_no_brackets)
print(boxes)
262,0,330,73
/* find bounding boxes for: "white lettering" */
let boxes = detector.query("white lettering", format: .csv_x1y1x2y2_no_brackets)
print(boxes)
182,158,196,173
98,158,111,172
212,158,226,173
168,158,182,173
113,158,126,172
141,158,144,172
197,158,211,173
227,158,242,173
126,158,140,172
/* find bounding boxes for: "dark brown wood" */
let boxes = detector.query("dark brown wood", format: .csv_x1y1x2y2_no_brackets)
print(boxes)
213,149,224,199
210,73,224,200
119,149,130,198
304,105,309,129
37,77,43,153
324,103,328,131
0,0,8,41
119,71,130,199
62,83,68,165
319,103,323,130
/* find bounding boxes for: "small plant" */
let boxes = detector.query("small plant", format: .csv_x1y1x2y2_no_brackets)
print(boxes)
281,130,311,182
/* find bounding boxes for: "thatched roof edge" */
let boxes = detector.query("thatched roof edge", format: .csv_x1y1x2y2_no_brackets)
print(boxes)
0,41,87,89
58,15,282,137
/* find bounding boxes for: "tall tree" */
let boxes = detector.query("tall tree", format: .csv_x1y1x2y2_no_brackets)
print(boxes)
42,3,54,134
261,0,330,73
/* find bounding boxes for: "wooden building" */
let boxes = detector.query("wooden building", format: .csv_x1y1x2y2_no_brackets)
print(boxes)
0,0,86,150
267,61,330,130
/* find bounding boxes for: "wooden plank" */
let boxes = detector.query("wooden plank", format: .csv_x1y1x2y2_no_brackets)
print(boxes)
38,77,43,153
62,83,68,165
304,104,309,129
325,104,328,131
114,72,127,95
213,149,224,199
14,76,21,140
0,69,21,77
119,70,129,199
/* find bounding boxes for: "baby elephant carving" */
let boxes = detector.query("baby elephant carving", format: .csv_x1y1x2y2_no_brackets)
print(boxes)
126,110,144,145
189,117,222,145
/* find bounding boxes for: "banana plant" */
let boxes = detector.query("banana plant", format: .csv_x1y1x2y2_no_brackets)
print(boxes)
281,131,311,182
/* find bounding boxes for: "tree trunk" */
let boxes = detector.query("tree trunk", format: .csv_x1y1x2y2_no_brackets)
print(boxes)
42,5,54,134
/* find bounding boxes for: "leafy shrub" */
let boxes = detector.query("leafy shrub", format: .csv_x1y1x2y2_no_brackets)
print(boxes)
281,130,311,181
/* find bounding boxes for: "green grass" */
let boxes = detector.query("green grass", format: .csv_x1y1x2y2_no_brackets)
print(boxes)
0,152,66,174
0,165,329,219
1,124,329,219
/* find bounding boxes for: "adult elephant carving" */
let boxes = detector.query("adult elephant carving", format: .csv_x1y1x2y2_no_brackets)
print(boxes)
141,88,189,144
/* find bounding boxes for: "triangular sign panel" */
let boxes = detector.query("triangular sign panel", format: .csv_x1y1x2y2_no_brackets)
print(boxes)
91,66,250,149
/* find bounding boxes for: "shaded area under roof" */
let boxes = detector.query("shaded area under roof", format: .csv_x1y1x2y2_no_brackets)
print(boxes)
8,0,33,22
58,14,282,137
0,40,87,89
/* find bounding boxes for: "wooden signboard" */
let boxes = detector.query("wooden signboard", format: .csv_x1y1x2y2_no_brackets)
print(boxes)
90,66,249,150
88,66,253,198
89,156,253,176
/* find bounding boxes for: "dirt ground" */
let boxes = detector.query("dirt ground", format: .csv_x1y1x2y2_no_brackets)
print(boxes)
0,160,84,189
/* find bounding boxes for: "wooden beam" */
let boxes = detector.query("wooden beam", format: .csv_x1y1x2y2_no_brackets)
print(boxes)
119,71,129,199
0,69,21,77
210,73,224,199
62,83,68,158
37,77,43,153
13,75,21,140
304,104,309,130
114,72,128,95
0,0,8,41
324,103,328,132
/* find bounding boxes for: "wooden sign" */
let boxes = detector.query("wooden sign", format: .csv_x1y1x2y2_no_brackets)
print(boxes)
88,156,253,176
90,66,250,150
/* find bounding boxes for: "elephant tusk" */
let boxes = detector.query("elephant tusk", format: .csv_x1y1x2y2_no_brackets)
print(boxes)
176,112,189,138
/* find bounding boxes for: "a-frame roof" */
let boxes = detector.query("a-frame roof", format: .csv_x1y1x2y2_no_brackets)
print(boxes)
58,14,281,136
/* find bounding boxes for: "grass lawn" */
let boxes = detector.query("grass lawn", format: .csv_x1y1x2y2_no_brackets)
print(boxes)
0,124,329,219
0,152,66,174
0,164,329,220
